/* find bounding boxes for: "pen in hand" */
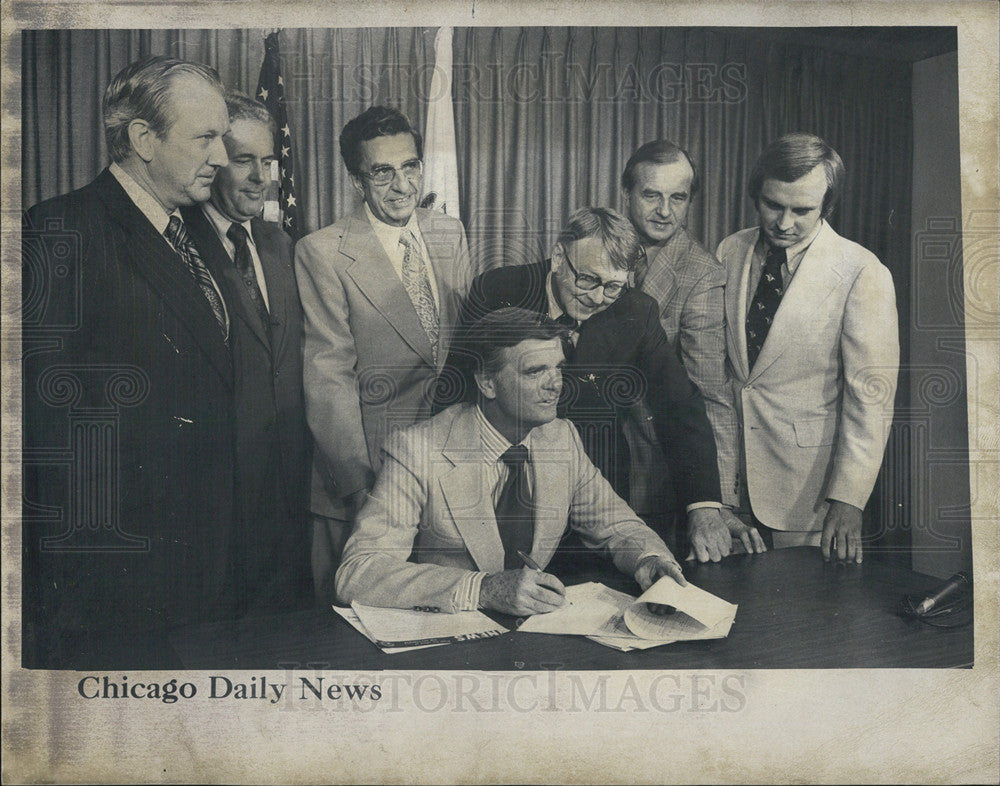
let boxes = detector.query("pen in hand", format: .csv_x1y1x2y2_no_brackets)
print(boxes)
516,550,566,602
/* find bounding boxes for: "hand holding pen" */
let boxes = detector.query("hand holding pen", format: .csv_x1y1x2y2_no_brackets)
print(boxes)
477,550,566,616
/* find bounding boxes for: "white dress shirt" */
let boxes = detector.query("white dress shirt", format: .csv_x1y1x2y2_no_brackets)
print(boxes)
202,201,271,310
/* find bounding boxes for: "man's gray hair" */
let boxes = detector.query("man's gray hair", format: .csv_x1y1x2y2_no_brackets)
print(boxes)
555,206,644,272
225,91,277,137
102,56,224,163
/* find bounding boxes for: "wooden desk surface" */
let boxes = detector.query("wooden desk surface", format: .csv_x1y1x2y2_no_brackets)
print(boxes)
170,547,973,670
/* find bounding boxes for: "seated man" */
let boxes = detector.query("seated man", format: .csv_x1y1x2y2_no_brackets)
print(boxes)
336,308,686,616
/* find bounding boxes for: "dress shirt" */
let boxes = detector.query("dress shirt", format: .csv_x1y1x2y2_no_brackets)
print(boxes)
202,201,271,310
110,162,229,320
453,405,534,611
744,220,824,318
364,203,440,309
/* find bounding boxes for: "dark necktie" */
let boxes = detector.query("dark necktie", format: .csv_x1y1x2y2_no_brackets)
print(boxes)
555,313,578,362
164,214,229,341
745,244,786,370
227,222,270,331
495,445,534,570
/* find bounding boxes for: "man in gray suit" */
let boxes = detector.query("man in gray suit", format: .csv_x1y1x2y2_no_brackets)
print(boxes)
337,308,686,615
296,106,471,603
621,140,760,562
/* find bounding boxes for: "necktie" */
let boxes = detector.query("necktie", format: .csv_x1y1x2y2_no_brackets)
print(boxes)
399,230,439,363
555,313,578,361
164,215,229,341
227,223,270,332
745,244,786,369
495,445,534,570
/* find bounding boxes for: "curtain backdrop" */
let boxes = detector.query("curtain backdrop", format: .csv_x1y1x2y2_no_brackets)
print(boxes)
22,26,912,279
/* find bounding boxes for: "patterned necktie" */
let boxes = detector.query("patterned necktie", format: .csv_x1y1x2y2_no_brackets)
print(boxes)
227,223,270,332
164,214,229,341
745,244,787,370
399,229,439,363
495,445,535,570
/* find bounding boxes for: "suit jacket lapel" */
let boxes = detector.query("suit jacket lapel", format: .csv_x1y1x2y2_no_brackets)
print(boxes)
96,172,232,387
418,210,459,368
528,421,575,564
341,210,436,365
252,218,291,359
183,206,271,352
749,223,844,380
439,408,504,573
725,233,754,381
642,237,681,316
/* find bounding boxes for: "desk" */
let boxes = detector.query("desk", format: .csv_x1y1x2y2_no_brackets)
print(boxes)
170,548,973,670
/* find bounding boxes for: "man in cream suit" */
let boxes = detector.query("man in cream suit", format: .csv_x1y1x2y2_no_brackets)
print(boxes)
336,308,685,615
296,106,471,603
716,133,899,563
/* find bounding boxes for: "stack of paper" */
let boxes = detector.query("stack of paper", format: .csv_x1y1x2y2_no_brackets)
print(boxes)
334,603,509,654
517,578,737,652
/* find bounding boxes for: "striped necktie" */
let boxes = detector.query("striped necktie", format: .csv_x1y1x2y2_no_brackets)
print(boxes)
164,214,229,341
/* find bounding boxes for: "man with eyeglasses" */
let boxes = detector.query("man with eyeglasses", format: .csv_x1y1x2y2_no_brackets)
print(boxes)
437,207,758,560
296,106,471,604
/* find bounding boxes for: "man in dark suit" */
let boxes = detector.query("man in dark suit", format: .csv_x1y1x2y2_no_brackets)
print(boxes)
438,207,760,553
22,56,237,667
180,92,312,613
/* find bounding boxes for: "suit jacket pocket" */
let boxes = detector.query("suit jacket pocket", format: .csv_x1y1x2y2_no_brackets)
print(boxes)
793,415,838,447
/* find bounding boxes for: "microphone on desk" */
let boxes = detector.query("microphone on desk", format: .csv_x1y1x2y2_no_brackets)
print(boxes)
914,572,970,616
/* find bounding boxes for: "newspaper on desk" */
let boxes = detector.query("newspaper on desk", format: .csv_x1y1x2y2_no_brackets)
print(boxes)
334,603,509,654
518,577,737,651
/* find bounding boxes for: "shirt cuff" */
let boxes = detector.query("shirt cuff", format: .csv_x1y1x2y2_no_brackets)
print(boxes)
686,501,723,513
453,571,488,612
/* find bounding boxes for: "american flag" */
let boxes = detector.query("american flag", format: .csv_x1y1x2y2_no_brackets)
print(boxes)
256,31,299,239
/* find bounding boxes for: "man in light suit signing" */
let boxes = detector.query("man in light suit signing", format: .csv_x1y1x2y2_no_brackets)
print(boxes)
716,133,899,563
337,308,686,615
297,106,471,603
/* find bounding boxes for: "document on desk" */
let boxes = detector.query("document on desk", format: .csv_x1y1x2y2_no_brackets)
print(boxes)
346,602,509,652
518,577,737,652
332,606,448,654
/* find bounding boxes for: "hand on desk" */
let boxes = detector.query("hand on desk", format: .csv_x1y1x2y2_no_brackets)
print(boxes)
480,568,566,616
635,554,687,616
687,507,767,562
821,500,863,564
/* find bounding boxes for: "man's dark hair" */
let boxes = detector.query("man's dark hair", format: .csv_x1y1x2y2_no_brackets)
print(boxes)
465,308,568,378
620,139,700,196
339,106,423,177
103,56,224,164
748,132,846,220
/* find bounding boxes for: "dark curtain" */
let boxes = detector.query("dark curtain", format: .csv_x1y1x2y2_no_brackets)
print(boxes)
451,27,912,286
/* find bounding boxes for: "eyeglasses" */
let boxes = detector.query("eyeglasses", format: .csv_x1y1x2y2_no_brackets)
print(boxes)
558,246,629,299
359,159,424,187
